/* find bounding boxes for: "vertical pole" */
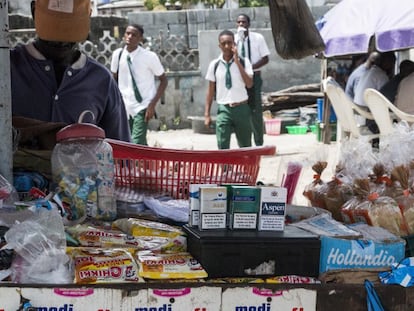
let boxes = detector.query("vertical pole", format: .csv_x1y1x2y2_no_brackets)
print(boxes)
0,0,13,182
320,57,332,144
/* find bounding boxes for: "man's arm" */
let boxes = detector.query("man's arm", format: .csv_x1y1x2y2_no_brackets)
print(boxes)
110,48,121,82
145,73,168,122
204,81,215,127
252,55,269,71
233,46,253,88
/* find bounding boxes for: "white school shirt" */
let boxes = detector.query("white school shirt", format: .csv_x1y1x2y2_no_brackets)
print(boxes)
205,54,253,104
111,46,165,117
235,31,270,72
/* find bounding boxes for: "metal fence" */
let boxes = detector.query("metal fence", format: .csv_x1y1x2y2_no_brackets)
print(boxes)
9,29,199,72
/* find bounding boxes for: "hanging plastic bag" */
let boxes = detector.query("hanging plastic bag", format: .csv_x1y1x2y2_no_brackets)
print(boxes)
365,279,386,311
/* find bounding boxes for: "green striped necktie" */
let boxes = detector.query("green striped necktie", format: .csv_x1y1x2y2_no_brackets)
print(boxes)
222,60,233,89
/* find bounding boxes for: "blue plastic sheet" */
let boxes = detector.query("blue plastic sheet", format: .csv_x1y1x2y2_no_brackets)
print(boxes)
365,279,386,311
379,257,414,287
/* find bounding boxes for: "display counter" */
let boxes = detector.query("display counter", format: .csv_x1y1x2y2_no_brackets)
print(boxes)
0,282,413,310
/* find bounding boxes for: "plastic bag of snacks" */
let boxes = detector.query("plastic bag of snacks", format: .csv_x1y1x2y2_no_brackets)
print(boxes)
369,163,393,197
348,178,406,236
303,161,328,209
323,165,354,222
391,165,414,234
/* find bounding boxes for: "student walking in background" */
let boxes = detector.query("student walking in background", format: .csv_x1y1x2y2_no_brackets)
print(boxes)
111,24,168,145
204,30,254,150
235,14,270,146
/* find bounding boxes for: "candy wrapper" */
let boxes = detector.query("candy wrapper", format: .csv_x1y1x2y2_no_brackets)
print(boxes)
112,218,184,238
69,247,143,284
66,223,186,252
135,250,208,279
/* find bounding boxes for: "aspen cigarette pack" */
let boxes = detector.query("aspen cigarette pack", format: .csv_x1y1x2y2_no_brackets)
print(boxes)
258,186,287,231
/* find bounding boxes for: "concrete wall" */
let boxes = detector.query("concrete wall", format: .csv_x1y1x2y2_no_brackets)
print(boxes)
127,7,328,128
9,5,330,129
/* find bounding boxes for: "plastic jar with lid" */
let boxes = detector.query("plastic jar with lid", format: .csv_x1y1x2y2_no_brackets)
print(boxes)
51,117,116,223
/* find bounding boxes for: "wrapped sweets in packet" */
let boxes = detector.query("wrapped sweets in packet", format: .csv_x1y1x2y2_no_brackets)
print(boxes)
391,165,414,234
112,218,184,237
66,224,184,252
112,218,186,252
135,250,208,280
351,178,407,236
68,247,143,284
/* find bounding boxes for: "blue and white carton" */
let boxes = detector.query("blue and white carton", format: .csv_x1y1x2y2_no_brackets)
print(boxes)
258,186,287,231
199,186,227,230
319,223,406,273
188,183,217,227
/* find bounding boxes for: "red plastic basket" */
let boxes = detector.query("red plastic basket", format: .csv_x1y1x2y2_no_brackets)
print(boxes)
107,139,276,199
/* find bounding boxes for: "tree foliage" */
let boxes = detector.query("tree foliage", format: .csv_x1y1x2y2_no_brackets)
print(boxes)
144,0,268,10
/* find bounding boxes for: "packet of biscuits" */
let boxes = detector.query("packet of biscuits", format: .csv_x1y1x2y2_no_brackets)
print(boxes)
391,165,414,234
303,160,328,209
135,250,208,280
68,247,143,284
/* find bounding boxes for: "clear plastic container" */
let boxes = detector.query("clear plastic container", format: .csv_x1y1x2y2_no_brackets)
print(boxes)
51,118,116,223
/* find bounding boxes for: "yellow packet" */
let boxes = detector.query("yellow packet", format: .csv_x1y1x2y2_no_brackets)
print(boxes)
69,247,144,284
135,251,208,279
112,218,184,238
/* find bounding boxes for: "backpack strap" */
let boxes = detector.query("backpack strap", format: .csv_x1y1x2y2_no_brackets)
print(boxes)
117,48,123,75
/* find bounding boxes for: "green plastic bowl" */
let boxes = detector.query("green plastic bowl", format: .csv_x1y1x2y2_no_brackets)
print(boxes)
285,125,308,135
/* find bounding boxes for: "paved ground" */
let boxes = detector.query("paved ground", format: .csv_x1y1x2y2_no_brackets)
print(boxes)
147,129,339,206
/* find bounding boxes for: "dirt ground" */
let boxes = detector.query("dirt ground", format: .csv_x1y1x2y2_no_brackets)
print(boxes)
147,128,339,206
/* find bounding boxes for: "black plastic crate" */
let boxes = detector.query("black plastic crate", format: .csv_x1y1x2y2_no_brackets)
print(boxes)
183,224,320,278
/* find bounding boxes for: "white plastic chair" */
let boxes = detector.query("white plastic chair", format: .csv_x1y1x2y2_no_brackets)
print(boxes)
323,77,379,141
364,88,414,136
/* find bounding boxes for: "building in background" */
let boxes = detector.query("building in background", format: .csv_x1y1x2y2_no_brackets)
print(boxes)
8,0,342,15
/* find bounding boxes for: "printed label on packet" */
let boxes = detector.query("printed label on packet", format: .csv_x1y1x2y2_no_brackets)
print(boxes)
48,0,74,13
54,288,94,297
152,288,191,297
